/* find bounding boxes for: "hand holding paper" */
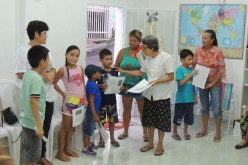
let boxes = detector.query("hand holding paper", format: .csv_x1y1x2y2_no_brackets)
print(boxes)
127,79,155,93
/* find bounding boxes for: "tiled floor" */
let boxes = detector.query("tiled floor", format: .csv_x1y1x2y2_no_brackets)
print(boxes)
50,118,248,165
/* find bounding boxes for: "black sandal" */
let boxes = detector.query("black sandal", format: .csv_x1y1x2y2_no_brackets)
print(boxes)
111,141,120,147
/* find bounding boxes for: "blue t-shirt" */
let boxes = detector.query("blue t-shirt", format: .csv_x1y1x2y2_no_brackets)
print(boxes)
175,66,194,103
86,80,101,114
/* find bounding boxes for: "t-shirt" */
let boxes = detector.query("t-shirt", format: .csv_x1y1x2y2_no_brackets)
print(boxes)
19,70,46,130
98,68,117,106
86,80,101,114
175,66,195,103
14,43,56,102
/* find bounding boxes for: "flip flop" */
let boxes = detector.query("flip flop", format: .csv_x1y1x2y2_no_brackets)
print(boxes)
235,143,248,149
118,134,128,140
38,157,53,165
65,150,79,157
184,134,191,140
55,154,71,162
195,132,207,138
143,136,149,142
140,145,154,152
154,149,164,156
99,141,105,148
172,134,182,141
111,141,120,147
213,136,221,143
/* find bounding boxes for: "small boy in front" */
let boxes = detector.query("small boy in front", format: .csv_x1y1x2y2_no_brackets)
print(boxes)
19,45,50,165
82,64,102,156
172,49,198,141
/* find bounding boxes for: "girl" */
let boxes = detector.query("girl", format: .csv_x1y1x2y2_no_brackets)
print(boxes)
53,45,87,162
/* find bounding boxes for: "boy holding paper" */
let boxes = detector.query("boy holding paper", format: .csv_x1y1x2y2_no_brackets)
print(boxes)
98,49,120,147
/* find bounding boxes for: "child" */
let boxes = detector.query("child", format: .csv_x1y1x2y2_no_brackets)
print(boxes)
14,20,56,165
82,64,102,156
172,49,198,141
19,45,50,165
53,45,87,162
98,49,120,147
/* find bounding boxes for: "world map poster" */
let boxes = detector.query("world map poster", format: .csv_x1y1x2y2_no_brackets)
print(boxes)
179,4,247,59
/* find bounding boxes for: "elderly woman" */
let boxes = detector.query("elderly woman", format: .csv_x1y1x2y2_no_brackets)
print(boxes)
192,29,226,142
116,35,174,156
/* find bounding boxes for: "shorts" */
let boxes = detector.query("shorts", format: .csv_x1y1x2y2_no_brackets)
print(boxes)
22,127,42,163
173,103,194,126
62,95,84,116
119,84,143,99
99,105,119,124
83,111,95,137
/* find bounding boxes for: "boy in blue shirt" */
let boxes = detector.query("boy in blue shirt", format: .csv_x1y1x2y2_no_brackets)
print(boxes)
82,64,101,156
172,49,198,141
19,45,50,165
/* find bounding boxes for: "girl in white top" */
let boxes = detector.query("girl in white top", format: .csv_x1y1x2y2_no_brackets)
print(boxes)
116,35,174,156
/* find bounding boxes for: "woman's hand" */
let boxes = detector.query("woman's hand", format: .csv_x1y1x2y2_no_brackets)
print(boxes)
114,67,125,73
149,80,157,86
205,82,214,89
120,86,125,91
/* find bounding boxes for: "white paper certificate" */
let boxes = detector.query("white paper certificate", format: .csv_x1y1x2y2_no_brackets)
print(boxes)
192,64,210,89
72,107,86,127
104,76,125,94
127,79,155,93
95,122,109,142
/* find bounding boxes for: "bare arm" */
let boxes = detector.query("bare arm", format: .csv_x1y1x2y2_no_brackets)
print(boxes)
81,66,88,108
179,70,198,86
115,67,144,77
30,97,44,138
89,94,100,122
53,67,66,98
114,48,125,67
153,72,174,85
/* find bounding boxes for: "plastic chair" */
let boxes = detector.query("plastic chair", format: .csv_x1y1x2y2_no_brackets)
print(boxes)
45,92,62,161
0,127,12,158
0,79,22,165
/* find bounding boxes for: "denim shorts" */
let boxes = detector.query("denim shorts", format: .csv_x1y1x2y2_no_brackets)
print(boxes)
173,103,194,126
22,127,42,163
199,85,222,118
119,84,143,99
83,111,95,137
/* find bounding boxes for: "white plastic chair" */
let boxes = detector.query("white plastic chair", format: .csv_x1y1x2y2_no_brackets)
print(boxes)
0,127,12,158
0,79,22,165
45,92,62,161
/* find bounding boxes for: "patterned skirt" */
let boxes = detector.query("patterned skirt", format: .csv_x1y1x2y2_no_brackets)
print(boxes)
142,97,171,132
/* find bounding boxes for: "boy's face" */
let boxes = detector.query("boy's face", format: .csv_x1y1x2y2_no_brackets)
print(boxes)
35,31,47,45
92,71,101,80
100,54,112,68
181,55,193,67
41,56,51,70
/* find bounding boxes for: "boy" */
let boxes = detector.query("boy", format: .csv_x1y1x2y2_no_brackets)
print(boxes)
82,64,102,156
172,49,198,141
19,45,50,165
14,20,55,165
98,49,120,147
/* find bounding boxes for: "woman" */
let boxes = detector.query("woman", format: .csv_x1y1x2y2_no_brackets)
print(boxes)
116,35,174,156
235,104,248,149
192,29,226,142
114,30,148,141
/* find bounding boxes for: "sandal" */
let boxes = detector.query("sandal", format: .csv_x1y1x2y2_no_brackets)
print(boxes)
38,157,53,165
154,149,164,156
143,136,149,142
82,147,97,157
55,154,71,162
89,142,99,149
65,150,79,157
140,145,154,152
172,134,182,141
195,132,207,138
184,134,191,140
99,141,105,148
111,141,120,147
213,136,221,143
118,134,128,140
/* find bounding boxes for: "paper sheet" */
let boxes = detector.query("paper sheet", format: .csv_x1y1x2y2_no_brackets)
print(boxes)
192,64,210,89
127,79,155,93
72,107,86,127
95,122,109,142
104,76,125,94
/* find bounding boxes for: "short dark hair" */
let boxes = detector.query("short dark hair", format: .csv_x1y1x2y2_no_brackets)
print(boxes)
180,49,194,59
99,49,112,59
27,20,49,40
28,45,49,68
85,64,101,79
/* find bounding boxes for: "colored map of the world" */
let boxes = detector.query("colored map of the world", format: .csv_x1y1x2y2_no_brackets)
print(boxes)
179,4,246,59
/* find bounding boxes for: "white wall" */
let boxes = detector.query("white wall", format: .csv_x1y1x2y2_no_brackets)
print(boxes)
1,0,247,115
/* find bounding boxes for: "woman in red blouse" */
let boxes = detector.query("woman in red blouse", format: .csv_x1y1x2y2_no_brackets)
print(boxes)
192,29,226,142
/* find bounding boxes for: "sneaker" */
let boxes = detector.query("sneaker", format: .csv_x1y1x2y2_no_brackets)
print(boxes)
89,142,99,149
82,147,97,157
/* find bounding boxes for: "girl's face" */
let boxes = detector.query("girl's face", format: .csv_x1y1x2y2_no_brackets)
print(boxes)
202,32,214,47
66,49,80,66
35,31,47,45
129,36,141,49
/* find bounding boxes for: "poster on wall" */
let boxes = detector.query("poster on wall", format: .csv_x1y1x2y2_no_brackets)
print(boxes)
179,4,246,59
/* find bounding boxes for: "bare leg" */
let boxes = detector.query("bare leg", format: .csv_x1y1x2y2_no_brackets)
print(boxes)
201,114,209,134
172,124,178,136
120,96,133,136
136,98,148,138
154,130,165,155
184,124,189,135
109,123,115,142
215,118,222,139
